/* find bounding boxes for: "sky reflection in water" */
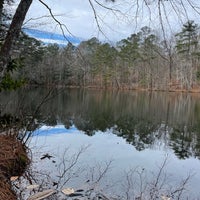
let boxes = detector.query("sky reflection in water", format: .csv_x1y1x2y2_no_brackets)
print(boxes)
29,123,200,199
2,88,200,198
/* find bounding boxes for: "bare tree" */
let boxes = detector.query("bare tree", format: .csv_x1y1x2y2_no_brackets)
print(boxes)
0,0,200,86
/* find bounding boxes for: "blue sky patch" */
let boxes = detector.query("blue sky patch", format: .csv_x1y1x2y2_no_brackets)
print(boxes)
23,28,82,46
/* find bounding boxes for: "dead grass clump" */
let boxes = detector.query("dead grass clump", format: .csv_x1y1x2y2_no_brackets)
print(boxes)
0,135,29,199
0,177,16,200
0,135,29,177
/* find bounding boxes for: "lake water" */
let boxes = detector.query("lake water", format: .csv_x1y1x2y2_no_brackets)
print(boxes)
1,88,200,199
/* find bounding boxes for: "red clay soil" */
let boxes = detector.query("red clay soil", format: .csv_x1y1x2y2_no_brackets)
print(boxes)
0,135,29,200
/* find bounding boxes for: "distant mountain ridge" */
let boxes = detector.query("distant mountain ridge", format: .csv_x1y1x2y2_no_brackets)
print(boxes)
23,28,82,46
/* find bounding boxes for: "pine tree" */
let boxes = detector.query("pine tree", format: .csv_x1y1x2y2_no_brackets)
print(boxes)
175,20,199,57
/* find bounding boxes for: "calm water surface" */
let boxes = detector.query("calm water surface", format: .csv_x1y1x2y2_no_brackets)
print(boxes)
1,88,200,199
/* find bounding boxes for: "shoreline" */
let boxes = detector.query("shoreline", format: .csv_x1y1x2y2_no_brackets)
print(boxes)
22,84,200,94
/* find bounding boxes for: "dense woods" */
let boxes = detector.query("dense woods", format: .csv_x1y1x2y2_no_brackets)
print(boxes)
7,20,199,91
0,0,200,92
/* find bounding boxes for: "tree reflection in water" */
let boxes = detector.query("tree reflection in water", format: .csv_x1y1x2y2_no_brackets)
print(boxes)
1,88,200,160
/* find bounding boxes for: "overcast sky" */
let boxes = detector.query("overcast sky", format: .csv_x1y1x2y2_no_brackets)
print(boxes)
20,0,200,43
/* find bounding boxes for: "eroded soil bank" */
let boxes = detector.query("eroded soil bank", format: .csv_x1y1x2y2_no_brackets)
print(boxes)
0,135,29,200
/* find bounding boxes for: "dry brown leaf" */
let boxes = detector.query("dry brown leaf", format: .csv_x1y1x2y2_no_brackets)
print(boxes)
26,184,39,190
161,195,171,200
10,176,19,181
61,188,75,195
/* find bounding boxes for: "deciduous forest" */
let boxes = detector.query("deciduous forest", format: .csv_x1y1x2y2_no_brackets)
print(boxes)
1,0,200,92
7,20,200,91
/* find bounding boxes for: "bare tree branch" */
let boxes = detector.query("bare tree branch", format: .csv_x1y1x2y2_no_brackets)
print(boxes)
38,0,76,43
23,14,65,28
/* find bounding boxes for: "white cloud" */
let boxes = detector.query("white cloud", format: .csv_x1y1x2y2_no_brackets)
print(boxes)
35,38,67,46
22,0,200,42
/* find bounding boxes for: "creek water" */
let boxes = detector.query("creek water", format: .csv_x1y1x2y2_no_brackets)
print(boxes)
2,88,200,199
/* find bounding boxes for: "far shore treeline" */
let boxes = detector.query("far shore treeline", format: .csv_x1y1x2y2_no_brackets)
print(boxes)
2,20,200,91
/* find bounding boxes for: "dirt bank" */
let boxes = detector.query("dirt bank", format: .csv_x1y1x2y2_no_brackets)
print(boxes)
0,135,29,200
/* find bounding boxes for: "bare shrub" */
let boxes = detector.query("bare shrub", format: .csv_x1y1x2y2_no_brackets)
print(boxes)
121,156,192,200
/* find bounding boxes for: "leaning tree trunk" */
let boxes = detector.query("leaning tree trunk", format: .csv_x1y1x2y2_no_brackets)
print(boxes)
0,0,4,23
0,0,33,84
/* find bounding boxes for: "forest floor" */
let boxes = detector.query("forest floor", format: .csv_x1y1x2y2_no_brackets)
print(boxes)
0,135,29,200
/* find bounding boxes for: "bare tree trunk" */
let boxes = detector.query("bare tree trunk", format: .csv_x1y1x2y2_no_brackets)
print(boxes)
0,0,4,23
0,0,33,83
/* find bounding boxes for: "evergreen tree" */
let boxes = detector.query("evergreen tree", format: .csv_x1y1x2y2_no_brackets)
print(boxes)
175,20,199,57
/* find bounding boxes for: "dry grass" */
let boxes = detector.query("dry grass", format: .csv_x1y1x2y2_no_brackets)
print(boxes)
0,135,29,200
0,180,16,200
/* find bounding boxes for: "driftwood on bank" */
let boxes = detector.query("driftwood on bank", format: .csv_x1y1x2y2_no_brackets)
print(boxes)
27,189,56,200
